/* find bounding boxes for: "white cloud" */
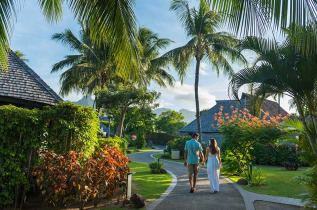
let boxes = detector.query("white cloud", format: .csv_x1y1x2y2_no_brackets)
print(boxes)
158,82,217,111
200,62,210,75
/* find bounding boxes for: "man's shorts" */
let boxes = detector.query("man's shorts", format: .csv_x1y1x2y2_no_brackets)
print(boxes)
188,164,199,174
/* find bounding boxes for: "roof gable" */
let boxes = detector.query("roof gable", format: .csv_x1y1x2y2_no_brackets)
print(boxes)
0,51,62,106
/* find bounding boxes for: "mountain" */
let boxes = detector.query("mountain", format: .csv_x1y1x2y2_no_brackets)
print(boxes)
179,109,196,123
153,108,195,123
153,108,171,116
73,96,95,108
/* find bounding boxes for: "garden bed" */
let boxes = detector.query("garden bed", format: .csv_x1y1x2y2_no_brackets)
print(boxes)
222,167,309,199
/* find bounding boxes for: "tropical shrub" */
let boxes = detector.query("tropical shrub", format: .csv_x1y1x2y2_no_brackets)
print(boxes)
33,146,129,209
292,166,317,208
33,151,83,207
167,137,191,157
0,105,42,208
98,136,129,151
0,103,100,208
250,143,303,166
134,136,146,149
149,162,164,174
221,150,243,174
216,106,287,171
242,168,265,186
41,102,100,157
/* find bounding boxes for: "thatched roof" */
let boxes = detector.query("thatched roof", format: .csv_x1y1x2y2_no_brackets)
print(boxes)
180,93,289,133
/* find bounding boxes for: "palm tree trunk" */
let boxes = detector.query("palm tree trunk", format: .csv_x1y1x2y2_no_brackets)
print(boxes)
117,108,127,138
195,58,202,142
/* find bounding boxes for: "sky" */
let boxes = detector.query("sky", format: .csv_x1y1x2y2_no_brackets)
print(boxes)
10,0,296,113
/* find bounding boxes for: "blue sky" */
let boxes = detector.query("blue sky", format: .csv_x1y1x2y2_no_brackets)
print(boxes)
10,0,295,113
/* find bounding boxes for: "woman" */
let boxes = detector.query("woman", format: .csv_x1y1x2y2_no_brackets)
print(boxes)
204,138,222,193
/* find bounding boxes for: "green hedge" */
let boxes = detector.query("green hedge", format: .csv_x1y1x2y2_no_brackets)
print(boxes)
250,143,305,166
98,136,129,151
0,102,100,208
167,137,191,157
146,132,181,145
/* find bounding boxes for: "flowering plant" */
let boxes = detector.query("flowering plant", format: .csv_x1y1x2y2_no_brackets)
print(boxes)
214,106,288,172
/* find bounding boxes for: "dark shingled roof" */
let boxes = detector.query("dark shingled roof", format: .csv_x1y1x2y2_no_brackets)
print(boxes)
0,51,62,106
180,93,289,133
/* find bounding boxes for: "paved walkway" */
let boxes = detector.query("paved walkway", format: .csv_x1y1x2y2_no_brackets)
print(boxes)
128,149,246,210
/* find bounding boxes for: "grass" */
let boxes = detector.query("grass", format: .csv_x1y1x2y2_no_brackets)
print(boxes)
128,162,172,202
100,162,171,210
223,167,308,199
127,147,155,154
152,153,184,163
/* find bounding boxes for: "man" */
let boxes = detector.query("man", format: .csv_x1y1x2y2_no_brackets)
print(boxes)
184,132,205,193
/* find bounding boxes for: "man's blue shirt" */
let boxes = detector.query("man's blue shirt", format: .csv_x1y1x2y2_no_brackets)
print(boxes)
184,139,203,164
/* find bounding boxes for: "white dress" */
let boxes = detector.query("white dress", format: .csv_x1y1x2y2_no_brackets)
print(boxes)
207,152,220,192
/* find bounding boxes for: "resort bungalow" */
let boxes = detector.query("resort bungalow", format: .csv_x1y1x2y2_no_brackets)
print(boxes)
0,51,62,108
179,93,289,146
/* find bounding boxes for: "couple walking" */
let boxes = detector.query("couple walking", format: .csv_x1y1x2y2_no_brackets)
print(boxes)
184,133,222,193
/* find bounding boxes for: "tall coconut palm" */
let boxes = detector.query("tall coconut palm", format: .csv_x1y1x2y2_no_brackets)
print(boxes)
0,0,138,74
51,26,123,97
164,0,246,140
136,27,175,88
229,30,317,157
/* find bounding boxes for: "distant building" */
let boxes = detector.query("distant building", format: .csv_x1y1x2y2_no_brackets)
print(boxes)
0,51,62,108
179,93,289,146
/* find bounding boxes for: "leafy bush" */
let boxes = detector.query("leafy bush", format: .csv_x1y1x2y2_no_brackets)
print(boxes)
292,166,317,207
241,167,265,186
134,136,146,149
149,162,164,174
217,106,287,171
42,102,100,157
98,136,129,151
222,150,243,174
33,145,129,209
250,143,303,166
167,137,191,157
0,103,100,208
0,105,41,208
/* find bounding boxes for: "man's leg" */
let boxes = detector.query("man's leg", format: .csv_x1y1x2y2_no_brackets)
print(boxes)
193,164,199,190
189,173,193,189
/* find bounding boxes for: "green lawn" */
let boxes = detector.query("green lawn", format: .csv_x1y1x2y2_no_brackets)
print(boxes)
127,147,155,154
152,153,184,163
223,167,308,198
100,162,171,210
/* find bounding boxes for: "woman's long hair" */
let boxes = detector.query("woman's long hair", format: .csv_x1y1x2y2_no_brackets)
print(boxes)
209,138,219,155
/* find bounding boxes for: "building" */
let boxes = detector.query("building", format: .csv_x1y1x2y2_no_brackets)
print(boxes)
0,51,62,108
179,93,289,146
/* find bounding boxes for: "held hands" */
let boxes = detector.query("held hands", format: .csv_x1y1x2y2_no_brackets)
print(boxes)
201,158,205,166
184,161,187,167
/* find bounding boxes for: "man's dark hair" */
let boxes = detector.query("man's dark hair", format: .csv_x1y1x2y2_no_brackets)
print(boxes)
192,132,199,138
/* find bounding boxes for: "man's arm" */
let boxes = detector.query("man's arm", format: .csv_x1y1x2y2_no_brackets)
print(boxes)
184,150,188,167
200,151,205,166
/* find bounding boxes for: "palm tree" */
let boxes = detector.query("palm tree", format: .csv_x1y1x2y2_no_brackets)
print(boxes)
164,0,246,140
229,30,317,157
0,0,138,74
136,27,175,88
51,26,123,97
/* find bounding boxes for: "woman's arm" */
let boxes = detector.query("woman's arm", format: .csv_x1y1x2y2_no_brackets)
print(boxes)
217,148,222,169
204,147,209,163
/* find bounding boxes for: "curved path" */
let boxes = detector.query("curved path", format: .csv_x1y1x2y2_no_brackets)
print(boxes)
128,148,246,210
